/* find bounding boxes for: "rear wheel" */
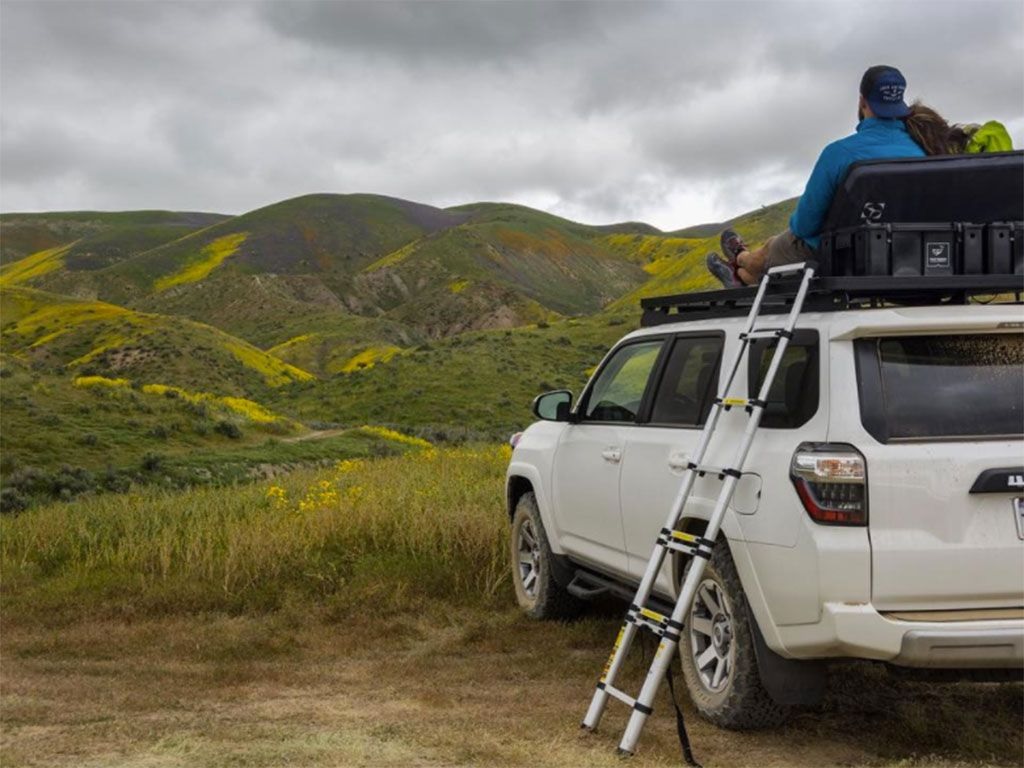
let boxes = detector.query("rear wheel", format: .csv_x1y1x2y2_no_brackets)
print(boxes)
510,492,582,620
679,545,789,728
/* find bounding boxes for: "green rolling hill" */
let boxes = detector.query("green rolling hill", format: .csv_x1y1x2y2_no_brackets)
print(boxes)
0,286,313,394
1,191,802,508
0,210,228,268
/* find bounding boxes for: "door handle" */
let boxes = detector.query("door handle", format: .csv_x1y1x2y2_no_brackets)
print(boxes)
601,448,622,463
668,452,689,471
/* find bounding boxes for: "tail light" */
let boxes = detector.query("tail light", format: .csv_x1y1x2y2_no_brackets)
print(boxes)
509,432,524,448
790,443,868,526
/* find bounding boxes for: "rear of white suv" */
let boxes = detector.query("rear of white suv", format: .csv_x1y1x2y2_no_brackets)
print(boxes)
812,307,1024,668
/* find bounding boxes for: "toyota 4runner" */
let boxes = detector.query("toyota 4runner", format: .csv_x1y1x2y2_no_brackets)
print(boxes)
506,276,1024,728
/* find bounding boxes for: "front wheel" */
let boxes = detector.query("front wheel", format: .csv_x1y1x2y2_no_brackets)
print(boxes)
679,545,790,728
510,492,582,620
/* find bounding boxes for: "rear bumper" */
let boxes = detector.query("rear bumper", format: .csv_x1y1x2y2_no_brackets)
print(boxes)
895,627,1023,668
778,602,1024,668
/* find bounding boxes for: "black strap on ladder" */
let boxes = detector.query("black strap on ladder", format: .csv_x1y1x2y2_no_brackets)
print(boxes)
666,666,702,768
640,629,702,767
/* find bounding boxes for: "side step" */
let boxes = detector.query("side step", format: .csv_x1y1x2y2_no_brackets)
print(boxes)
567,570,674,614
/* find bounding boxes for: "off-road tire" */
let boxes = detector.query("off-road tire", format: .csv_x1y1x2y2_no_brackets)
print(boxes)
510,492,583,620
679,544,790,728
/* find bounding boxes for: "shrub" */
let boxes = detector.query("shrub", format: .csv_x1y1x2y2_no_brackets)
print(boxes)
79,433,99,447
214,420,243,440
0,487,29,514
148,425,170,440
142,452,164,472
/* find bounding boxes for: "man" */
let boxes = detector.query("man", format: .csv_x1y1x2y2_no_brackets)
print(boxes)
707,65,926,287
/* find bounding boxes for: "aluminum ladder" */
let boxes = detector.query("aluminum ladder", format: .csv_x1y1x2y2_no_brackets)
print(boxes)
581,262,816,757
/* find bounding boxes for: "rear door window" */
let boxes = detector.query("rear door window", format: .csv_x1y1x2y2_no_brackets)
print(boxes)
747,329,819,429
584,340,663,423
856,333,1024,441
649,336,723,426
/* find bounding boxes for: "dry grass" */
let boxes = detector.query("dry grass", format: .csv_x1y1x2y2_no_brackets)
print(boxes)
2,609,1021,768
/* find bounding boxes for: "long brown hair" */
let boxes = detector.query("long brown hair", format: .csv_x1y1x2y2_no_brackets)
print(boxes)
902,101,975,155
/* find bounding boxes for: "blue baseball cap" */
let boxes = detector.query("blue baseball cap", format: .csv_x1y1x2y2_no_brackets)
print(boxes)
860,65,910,119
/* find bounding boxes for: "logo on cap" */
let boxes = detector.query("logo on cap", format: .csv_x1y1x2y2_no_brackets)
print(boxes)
879,84,905,103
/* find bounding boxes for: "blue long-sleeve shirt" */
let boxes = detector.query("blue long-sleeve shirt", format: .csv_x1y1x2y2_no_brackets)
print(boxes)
789,118,925,249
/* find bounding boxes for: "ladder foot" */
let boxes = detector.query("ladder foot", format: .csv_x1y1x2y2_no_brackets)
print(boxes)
615,747,635,758
580,722,595,732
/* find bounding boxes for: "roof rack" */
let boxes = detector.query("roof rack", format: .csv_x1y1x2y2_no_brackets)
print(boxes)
640,274,1023,327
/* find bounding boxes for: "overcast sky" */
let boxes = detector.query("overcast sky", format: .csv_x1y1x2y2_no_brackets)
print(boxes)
2,0,1022,230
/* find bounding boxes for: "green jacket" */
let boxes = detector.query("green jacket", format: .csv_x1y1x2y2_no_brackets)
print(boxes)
966,120,1014,153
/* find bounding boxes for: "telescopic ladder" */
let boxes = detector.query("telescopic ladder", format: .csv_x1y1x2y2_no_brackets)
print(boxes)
582,262,816,759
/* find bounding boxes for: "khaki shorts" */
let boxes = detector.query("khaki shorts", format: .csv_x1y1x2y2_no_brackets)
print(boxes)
763,229,816,268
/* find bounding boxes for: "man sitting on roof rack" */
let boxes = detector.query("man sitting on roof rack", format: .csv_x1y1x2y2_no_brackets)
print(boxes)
707,65,926,287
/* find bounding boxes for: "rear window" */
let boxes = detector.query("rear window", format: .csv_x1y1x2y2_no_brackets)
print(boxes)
855,333,1024,441
747,330,819,429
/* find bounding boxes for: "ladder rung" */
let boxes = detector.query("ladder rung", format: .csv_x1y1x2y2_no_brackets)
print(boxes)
714,396,766,413
627,600,685,641
767,261,811,275
681,461,739,479
740,328,793,341
657,528,715,560
598,682,637,709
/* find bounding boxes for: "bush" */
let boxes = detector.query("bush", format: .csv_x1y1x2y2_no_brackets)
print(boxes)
79,433,99,447
148,425,170,440
214,420,243,440
142,452,164,472
0,487,28,514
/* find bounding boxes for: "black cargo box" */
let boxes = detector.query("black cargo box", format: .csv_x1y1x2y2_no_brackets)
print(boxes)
818,151,1024,277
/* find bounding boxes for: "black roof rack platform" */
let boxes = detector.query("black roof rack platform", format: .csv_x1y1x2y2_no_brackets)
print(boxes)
640,274,1024,327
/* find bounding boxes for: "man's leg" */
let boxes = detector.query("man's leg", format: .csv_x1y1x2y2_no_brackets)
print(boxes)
737,240,771,285
737,230,814,285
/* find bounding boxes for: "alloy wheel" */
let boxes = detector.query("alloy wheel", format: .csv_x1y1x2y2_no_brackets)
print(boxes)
688,578,735,693
516,519,542,598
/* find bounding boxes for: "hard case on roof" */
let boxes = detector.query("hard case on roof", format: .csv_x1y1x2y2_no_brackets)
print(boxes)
817,151,1024,277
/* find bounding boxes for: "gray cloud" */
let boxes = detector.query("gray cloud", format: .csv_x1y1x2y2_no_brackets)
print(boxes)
1,0,1022,230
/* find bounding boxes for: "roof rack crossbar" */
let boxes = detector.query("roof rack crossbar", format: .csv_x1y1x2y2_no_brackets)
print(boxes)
640,275,1023,327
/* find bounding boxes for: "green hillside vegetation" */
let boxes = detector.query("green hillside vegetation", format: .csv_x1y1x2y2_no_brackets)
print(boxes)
611,197,798,305
5,196,654,348
1,192,804,511
271,313,635,436
1,286,313,393
0,210,228,267
0,356,429,510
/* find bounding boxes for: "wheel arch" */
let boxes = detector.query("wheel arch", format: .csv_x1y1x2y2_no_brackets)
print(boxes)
507,474,534,521
506,462,567,556
673,516,825,710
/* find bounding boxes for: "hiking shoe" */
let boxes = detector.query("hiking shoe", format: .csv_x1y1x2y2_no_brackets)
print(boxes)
720,228,749,261
706,252,741,289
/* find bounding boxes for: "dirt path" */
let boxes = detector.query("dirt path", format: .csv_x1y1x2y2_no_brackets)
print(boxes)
281,428,350,444
1,611,1020,767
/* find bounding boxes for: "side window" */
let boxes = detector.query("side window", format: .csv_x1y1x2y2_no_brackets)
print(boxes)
649,336,723,426
584,341,663,423
747,330,819,429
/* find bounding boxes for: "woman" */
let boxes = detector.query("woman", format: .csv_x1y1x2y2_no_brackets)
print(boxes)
903,101,1013,155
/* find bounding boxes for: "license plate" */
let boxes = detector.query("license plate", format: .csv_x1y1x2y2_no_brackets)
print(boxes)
1015,498,1024,541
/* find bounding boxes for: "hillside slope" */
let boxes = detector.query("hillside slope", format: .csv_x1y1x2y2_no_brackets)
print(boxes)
7,195,655,345
0,287,313,395
0,210,228,268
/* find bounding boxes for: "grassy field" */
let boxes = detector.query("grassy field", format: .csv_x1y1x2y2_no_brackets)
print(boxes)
2,447,1020,767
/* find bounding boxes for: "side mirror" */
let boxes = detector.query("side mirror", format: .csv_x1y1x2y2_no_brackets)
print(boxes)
532,390,575,422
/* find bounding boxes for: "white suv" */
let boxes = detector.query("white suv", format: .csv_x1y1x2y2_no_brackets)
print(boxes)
506,287,1024,728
